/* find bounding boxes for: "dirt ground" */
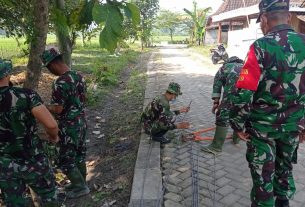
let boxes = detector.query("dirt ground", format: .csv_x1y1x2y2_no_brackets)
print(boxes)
7,52,151,207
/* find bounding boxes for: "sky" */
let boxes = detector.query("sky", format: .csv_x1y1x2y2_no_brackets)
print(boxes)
159,0,223,13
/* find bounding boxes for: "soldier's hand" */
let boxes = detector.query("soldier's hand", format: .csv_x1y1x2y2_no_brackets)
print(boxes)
299,131,305,143
176,122,190,129
180,107,190,113
49,135,59,144
212,103,219,114
236,131,250,142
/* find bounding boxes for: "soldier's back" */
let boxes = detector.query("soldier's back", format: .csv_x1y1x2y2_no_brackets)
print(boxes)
0,86,43,157
250,25,305,133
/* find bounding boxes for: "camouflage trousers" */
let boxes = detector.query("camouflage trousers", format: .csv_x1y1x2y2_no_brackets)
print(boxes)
215,102,231,127
58,119,87,174
246,132,299,207
0,153,58,206
143,122,170,137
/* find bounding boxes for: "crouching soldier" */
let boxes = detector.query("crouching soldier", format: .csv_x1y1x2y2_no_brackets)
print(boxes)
0,58,61,206
202,56,244,154
141,82,190,144
41,48,89,199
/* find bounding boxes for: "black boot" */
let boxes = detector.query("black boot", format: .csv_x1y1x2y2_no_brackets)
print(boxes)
275,198,289,207
151,135,171,144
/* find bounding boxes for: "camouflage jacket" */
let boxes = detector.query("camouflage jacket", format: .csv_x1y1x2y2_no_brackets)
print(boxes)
141,94,179,133
230,24,305,137
0,86,45,158
212,61,243,103
51,70,87,123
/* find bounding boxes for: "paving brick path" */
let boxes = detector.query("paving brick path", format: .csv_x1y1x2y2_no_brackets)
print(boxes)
146,45,305,207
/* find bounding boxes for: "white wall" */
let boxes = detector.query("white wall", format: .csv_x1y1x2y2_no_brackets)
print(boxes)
227,19,263,60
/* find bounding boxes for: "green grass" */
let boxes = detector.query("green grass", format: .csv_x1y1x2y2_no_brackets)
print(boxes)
152,35,189,43
191,45,215,57
0,35,145,107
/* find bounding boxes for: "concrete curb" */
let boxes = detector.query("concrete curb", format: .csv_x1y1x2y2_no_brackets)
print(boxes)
129,52,163,207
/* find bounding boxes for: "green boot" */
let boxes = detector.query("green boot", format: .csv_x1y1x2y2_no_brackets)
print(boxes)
65,162,87,191
201,126,228,155
77,161,87,180
65,167,90,199
232,131,240,145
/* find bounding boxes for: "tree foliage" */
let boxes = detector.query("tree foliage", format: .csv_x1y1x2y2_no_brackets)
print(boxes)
130,0,159,48
0,0,143,88
0,0,33,39
183,1,211,45
156,10,182,41
92,0,140,53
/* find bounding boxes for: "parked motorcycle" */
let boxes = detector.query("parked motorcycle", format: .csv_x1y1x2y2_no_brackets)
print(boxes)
210,44,229,64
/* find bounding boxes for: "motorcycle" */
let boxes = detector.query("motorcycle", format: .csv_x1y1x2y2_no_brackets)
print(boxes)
210,44,229,64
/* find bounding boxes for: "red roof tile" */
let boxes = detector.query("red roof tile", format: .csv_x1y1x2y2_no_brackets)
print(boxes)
213,0,304,16
213,0,260,16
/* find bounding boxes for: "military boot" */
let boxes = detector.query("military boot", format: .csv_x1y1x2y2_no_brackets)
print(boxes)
77,161,87,180
151,135,171,144
65,167,90,199
43,202,60,207
232,131,240,145
275,198,289,207
42,193,66,207
65,162,87,191
201,126,228,155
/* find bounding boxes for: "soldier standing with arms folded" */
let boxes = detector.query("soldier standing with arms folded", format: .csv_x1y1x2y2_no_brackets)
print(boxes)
230,0,305,206
0,58,61,206
41,48,89,198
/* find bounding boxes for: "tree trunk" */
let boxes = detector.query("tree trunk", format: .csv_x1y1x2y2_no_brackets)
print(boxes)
55,0,72,67
170,29,173,42
23,0,49,89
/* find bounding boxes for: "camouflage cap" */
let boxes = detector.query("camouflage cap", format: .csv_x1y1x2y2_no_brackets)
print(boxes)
167,82,182,96
257,0,290,23
0,58,12,79
40,48,62,67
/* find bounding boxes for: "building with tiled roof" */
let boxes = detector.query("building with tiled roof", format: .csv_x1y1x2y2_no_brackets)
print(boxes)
204,0,305,59
204,0,305,45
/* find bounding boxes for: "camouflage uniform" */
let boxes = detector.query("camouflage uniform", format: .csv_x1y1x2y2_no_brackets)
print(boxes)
51,70,87,174
0,71,58,205
230,21,305,207
212,57,243,127
141,94,179,137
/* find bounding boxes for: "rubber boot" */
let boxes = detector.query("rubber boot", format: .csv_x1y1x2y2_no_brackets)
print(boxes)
201,126,228,155
232,131,240,145
42,193,66,207
275,198,289,207
65,162,87,191
77,161,87,180
151,135,171,144
43,202,60,207
65,167,90,199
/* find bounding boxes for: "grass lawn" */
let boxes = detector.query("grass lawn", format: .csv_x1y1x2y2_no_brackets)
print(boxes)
0,35,147,106
152,35,189,43
191,45,215,57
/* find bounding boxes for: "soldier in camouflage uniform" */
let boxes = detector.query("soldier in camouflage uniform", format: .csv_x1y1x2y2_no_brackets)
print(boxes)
229,0,305,206
141,82,190,144
41,48,89,198
0,58,61,206
202,56,244,154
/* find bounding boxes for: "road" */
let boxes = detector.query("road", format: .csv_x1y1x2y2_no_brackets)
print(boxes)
143,45,305,207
